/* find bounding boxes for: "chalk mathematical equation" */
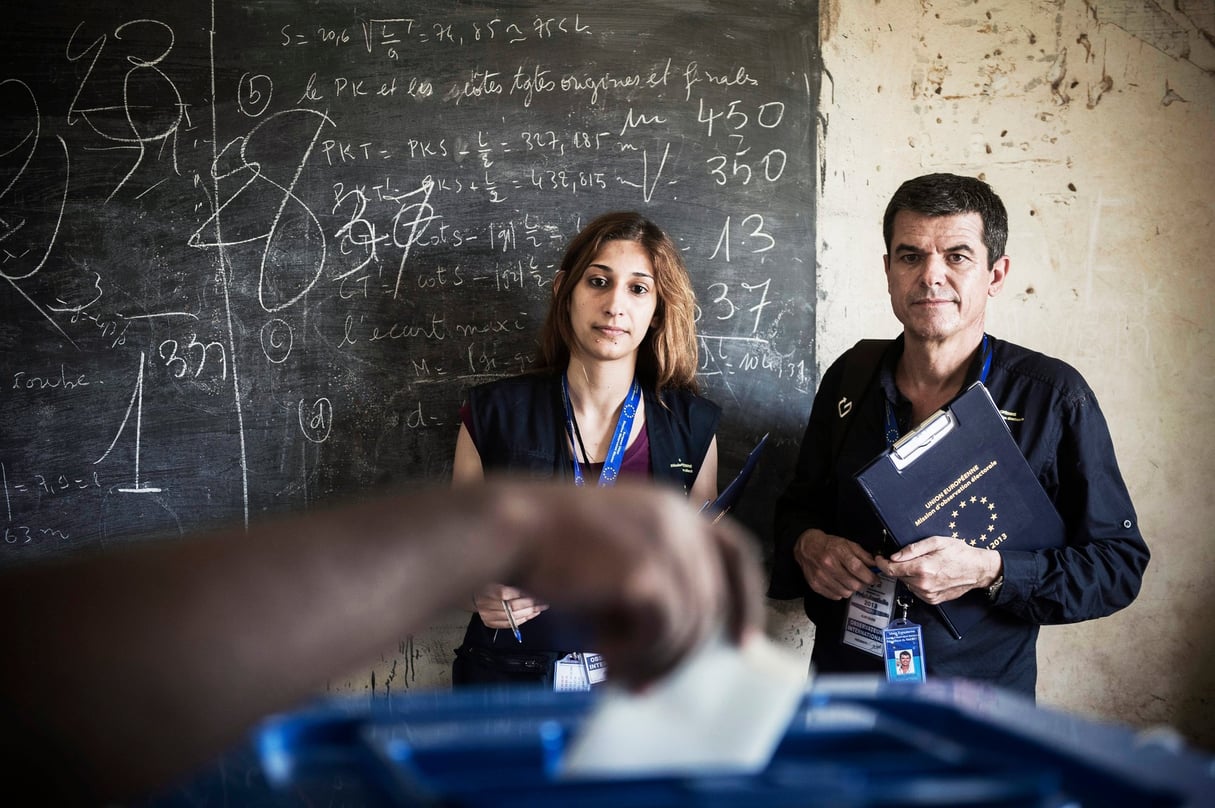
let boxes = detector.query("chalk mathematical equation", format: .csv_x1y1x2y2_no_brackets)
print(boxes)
0,1,818,559
281,14,593,55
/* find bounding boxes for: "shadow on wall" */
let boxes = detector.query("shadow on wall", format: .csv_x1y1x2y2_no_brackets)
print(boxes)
1175,587,1215,752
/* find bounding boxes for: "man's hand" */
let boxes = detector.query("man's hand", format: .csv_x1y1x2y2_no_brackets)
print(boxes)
793,528,879,600
876,536,1002,604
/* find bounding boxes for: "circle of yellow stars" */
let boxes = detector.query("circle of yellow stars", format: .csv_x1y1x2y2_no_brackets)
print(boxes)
948,496,999,546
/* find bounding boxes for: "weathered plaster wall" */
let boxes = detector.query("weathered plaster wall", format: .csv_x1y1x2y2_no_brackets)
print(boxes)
332,0,1214,752
812,0,1215,748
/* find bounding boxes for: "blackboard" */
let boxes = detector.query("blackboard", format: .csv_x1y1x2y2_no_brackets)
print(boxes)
0,0,819,564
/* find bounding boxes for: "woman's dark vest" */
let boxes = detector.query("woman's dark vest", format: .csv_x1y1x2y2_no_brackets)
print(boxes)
456,372,720,658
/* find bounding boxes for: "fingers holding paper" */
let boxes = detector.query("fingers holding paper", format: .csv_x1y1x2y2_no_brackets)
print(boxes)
510,482,765,690
876,536,1003,604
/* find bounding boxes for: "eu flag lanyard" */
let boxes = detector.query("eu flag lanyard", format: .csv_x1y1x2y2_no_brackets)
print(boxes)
883,334,992,446
880,335,992,613
876,335,992,679
560,373,641,487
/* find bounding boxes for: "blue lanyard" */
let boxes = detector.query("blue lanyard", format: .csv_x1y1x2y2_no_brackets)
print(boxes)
884,334,991,447
560,374,641,487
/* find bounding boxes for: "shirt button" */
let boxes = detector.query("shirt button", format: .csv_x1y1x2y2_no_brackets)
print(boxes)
1123,520,1133,529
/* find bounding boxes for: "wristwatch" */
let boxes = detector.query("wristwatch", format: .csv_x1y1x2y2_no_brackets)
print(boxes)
986,574,1004,601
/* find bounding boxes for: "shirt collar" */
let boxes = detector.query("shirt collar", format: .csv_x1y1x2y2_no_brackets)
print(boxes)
878,333,994,406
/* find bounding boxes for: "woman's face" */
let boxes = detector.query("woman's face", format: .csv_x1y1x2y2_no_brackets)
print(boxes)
564,239,659,367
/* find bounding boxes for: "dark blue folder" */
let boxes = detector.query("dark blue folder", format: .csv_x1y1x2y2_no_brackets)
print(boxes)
854,383,1065,639
703,433,768,521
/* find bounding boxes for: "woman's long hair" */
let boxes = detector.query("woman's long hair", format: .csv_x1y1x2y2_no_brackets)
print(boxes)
536,212,700,392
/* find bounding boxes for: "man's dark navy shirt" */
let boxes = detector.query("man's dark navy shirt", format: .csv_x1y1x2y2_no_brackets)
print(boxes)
772,334,1150,696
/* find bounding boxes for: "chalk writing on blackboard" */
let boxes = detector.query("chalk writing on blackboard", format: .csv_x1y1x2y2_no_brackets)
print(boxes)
0,1,819,564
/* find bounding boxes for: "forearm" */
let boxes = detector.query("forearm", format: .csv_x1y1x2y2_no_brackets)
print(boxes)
998,388,1150,621
772,379,839,598
0,480,762,801
771,482,831,599
0,486,533,800
995,536,1147,621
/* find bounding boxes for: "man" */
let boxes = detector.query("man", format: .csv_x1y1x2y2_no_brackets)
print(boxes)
896,650,914,676
0,480,763,802
772,173,1149,697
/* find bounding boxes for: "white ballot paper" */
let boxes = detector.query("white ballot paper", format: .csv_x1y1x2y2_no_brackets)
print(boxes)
558,635,807,778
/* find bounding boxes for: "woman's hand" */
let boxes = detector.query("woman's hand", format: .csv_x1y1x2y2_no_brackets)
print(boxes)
472,583,549,629
495,481,765,690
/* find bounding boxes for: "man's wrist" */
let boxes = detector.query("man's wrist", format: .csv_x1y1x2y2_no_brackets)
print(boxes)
984,550,1005,600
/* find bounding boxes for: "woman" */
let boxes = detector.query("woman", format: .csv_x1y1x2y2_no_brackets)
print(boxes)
451,211,720,688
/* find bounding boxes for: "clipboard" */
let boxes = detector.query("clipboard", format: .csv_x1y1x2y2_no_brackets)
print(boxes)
854,383,1065,639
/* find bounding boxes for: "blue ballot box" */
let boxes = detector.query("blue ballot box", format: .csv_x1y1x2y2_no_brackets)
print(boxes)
149,677,1214,807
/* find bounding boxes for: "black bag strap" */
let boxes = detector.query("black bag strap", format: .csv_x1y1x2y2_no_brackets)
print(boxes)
831,339,891,464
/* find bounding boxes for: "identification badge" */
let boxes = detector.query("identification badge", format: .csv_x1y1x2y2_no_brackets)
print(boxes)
883,597,926,683
583,652,608,685
841,572,896,657
554,653,591,691
553,651,607,691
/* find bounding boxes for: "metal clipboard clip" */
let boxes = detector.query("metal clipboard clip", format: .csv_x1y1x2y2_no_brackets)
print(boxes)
889,409,956,471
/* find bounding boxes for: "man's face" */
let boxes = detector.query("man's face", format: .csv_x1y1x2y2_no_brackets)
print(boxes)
898,652,911,672
884,211,1008,345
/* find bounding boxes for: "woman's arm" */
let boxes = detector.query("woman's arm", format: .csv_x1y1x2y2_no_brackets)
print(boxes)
453,422,548,626
453,423,485,484
689,435,720,505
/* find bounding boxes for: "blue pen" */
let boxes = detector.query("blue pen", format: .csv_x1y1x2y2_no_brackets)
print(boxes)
502,599,523,643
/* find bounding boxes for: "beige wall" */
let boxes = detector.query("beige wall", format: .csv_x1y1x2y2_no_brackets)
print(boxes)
812,0,1215,747
332,0,1215,751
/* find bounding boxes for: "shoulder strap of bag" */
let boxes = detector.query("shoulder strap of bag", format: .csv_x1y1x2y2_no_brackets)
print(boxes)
831,339,891,463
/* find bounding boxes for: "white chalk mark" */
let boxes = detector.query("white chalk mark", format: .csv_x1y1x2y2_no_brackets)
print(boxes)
124,310,198,320
0,123,74,345
208,0,250,528
95,352,162,493
135,177,168,199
